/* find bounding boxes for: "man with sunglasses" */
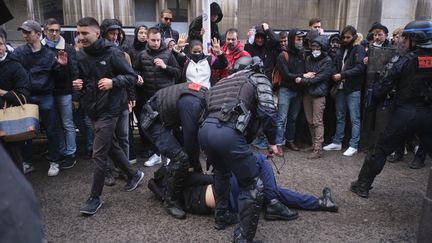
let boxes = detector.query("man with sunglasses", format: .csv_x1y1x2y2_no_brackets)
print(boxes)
155,9,179,42
41,18,79,170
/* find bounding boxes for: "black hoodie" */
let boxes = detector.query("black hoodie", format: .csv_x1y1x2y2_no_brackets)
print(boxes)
244,26,280,79
275,28,306,91
188,2,223,42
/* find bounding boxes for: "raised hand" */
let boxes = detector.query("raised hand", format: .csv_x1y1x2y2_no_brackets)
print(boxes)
176,33,189,50
211,38,222,54
56,50,68,65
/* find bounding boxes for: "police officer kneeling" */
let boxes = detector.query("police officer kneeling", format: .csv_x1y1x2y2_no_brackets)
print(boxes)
140,82,207,219
199,56,287,243
350,20,432,198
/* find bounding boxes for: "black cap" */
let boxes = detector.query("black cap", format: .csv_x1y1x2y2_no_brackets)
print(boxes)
369,22,389,35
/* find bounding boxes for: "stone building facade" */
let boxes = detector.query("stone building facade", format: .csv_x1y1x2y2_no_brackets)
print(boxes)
2,0,431,43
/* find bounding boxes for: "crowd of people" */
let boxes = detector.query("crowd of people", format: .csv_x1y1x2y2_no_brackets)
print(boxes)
1,2,432,242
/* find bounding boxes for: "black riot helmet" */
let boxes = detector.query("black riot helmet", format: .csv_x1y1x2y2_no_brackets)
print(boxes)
231,56,264,74
402,20,432,48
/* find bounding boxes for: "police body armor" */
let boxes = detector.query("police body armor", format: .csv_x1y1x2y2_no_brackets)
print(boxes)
206,70,262,142
141,83,207,130
396,50,432,107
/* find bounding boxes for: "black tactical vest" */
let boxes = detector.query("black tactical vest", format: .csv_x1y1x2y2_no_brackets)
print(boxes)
155,83,207,127
206,70,257,122
397,50,432,107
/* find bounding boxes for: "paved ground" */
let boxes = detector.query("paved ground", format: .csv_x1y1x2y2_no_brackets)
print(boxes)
26,138,430,243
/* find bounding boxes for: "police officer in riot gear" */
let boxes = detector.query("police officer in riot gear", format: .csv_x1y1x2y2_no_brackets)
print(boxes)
140,82,207,219
198,56,281,243
350,20,432,198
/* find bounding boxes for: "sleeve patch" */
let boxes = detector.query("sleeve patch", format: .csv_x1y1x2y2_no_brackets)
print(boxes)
418,56,432,69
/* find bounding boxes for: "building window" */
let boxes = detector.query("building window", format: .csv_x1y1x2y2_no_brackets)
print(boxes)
167,0,188,22
135,0,157,25
37,0,64,24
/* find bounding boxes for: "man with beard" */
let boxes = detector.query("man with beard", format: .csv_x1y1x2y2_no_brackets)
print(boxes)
324,25,366,157
154,9,179,42
213,28,250,81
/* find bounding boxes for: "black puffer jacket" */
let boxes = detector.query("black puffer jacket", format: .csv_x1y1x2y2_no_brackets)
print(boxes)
275,28,305,91
0,54,30,107
188,2,223,42
76,39,137,119
334,42,366,94
137,43,181,100
300,36,332,97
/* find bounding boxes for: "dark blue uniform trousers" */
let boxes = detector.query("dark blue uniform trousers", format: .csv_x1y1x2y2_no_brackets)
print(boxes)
229,153,319,212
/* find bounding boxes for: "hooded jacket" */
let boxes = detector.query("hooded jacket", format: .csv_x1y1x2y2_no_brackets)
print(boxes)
212,41,250,81
275,28,306,91
244,26,280,79
188,2,223,42
334,36,366,94
299,36,332,97
137,42,181,99
76,39,137,119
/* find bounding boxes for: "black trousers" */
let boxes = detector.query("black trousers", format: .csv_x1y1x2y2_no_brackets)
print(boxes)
90,116,136,197
358,105,432,184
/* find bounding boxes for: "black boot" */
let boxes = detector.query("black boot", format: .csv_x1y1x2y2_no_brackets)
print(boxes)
234,177,264,243
264,199,298,220
214,171,233,230
408,156,425,169
350,180,371,198
318,187,338,212
163,150,189,219
214,210,238,230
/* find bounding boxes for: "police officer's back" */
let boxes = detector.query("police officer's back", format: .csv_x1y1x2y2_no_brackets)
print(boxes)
198,56,279,243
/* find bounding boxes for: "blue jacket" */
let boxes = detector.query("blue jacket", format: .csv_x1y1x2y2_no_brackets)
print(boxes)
11,44,62,95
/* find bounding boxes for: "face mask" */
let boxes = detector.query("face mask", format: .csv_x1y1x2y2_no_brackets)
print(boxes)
190,53,204,63
312,50,321,58
295,43,303,50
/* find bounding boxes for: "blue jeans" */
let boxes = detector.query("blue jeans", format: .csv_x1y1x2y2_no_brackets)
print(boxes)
55,94,76,156
333,91,361,148
276,87,302,145
23,94,61,164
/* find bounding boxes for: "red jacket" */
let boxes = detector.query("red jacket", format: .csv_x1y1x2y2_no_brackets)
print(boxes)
213,41,250,81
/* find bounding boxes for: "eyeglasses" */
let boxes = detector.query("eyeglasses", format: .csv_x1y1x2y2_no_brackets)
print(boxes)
164,17,173,22
47,29,60,34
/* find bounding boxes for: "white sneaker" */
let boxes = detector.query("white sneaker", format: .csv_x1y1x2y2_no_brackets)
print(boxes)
323,143,342,151
343,147,358,156
23,162,36,174
144,154,162,167
48,162,60,177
